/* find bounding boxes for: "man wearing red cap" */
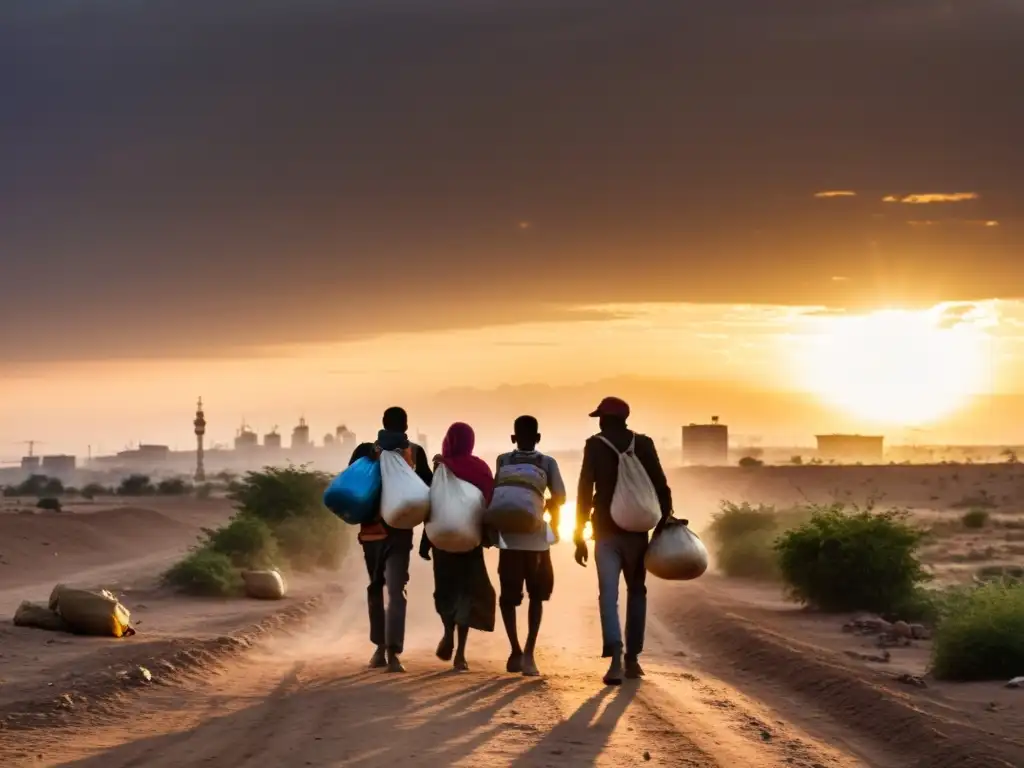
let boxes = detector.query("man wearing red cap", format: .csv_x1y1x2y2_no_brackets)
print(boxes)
575,396,673,685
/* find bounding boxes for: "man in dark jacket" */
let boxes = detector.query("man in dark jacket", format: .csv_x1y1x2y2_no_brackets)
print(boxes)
349,406,433,673
575,397,673,685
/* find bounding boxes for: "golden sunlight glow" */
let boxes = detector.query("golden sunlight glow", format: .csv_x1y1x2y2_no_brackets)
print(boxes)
798,308,989,425
543,499,592,542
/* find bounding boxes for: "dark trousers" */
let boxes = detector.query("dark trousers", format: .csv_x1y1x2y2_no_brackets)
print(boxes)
363,536,411,654
594,533,648,658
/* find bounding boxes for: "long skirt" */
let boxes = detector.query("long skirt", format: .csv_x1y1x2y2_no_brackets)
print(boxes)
432,546,496,632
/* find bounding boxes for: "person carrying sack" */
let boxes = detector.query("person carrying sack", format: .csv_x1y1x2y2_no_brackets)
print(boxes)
348,406,433,673
418,422,496,672
574,397,673,685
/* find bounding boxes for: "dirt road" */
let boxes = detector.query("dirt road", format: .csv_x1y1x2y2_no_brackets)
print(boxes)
4,551,871,768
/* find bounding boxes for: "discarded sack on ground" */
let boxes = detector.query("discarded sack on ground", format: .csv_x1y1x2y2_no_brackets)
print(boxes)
13,600,70,633
484,453,548,534
645,519,709,581
426,465,485,553
379,449,430,528
242,569,288,600
596,435,662,532
48,584,135,638
323,457,382,525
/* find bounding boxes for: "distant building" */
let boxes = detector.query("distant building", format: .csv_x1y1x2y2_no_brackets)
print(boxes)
291,418,311,450
815,434,884,464
234,424,259,452
682,417,729,466
264,429,282,450
21,455,41,472
41,454,76,478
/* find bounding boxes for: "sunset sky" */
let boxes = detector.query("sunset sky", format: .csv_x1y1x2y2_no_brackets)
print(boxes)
2,1,1023,460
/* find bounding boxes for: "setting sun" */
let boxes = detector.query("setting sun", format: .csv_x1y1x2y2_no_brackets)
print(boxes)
796,308,991,425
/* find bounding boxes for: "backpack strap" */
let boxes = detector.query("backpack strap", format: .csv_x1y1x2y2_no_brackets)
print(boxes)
595,433,636,458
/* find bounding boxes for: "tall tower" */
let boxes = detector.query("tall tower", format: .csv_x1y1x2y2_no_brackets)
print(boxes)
194,397,207,482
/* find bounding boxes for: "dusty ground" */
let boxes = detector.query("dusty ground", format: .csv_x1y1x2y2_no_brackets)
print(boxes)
0,468,1021,767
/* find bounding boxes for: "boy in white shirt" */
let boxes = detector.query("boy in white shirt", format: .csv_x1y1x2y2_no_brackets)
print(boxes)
494,415,566,677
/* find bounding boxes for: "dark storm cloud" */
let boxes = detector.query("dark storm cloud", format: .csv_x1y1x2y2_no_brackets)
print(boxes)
2,0,1023,362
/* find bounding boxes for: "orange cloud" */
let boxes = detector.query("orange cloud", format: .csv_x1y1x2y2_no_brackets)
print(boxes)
814,190,857,198
884,192,980,204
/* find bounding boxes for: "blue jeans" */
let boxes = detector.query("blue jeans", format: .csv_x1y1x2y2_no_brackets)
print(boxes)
595,533,648,658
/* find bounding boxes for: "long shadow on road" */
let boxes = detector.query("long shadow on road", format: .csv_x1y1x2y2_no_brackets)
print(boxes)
56,663,546,768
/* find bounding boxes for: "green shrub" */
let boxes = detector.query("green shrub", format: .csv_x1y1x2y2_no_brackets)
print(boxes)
707,502,808,580
205,514,279,569
961,508,990,529
931,582,1024,681
36,497,62,512
157,477,191,496
738,456,763,468
166,466,349,596
118,474,155,496
274,514,347,572
195,482,213,500
229,466,330,526
164,549,242,597
775,506,930,614
81,482,107,499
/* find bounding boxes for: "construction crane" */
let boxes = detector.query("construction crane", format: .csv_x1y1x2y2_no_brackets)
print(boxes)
16,440,44,457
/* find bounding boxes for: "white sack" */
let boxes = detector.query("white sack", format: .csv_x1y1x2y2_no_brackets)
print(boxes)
426,465,485,553
596,435,662,532
645,520,709,581
379,449,430,528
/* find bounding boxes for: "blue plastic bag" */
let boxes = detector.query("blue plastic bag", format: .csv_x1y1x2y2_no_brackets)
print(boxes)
323,457,382,525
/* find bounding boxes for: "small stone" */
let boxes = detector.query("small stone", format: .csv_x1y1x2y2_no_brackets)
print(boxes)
891,621,913,639
894,673,927,688
643,751,652,761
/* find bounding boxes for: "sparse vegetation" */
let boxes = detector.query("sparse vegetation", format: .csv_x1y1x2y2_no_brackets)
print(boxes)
165,466,349,596
81,482,109,499
204,515,279,569
164,549,243,597
707,502,808,580
961,508,990,529
3,474,64,497
738,456,764,468
195,482,214,500
36,497,62,512
157,477,191,496
931,581,1024,681
775,506,930,614
790,455,803,465
117,474,155,496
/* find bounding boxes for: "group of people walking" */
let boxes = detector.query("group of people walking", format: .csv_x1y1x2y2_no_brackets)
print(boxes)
348,397,674,685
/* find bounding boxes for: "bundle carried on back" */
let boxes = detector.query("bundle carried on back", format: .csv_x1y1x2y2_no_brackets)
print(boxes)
426,464,485,553
484,452,548,534
48,584,135,638
596,434,662,532
323,457,382,525
379,446,430,529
